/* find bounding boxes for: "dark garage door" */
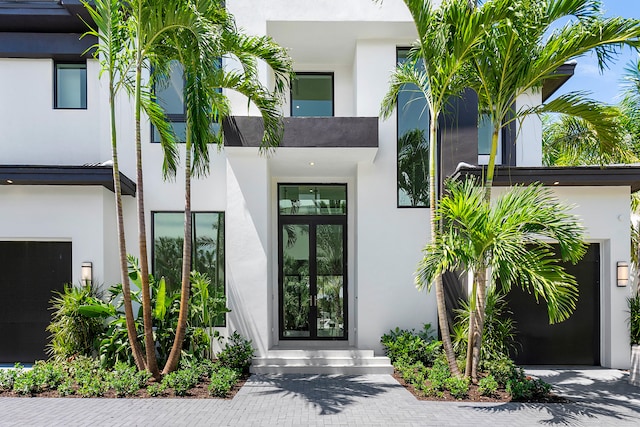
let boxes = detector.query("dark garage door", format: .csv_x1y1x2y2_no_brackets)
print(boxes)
0,241,71,363
506,243,600,365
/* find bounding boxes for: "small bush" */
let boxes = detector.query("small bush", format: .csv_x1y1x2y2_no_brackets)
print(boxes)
629,292,640,345
13,361,65,395
109,362,148,397
478,375,499,397
482,357,519,387
208,366,239,397
427,357,451,391
444,376,469,399
381,324,441,365
0,363,22,391
162,368,199,396
57,378,75,396
506,376,552,401
217,332,254,374
147,382,166,397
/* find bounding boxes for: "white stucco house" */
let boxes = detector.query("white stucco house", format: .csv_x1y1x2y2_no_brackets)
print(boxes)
1,0,638,372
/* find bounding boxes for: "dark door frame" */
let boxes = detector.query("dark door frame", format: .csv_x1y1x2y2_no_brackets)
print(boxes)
277,197,348,341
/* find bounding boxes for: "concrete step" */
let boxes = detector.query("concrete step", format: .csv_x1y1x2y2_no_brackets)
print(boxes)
250,348,393,375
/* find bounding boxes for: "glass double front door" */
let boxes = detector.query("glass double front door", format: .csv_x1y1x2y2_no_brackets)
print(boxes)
279,217,347,340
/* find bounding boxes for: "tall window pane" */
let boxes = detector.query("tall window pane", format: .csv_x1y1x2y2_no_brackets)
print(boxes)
55,62,87,109
291,73,333,117
153,212,225,326
478,114,502,165
397,49,429,207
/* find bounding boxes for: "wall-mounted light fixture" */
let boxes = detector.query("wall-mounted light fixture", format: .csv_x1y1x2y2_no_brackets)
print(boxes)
617,261,629,287
81,262,93,286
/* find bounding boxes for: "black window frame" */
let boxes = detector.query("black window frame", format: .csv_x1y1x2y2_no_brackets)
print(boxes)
151,210,226,326
396,48,429,209
290,72,335,117
151,58,222,143
53,60,87,110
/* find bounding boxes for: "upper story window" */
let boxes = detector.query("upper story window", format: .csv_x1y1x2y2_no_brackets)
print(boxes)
397,48,429,208
478,114,502,165
152,59,221,143
54,62,87,109
291,73,334,117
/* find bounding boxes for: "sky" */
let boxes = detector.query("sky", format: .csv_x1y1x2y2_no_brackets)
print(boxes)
551,0,640,105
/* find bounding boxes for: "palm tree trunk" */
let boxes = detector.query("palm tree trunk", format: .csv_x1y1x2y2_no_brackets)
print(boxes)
430,110,460,377
109,69,146,371
471,267,487,382
163,123,192,374
135,54,160,380
484,127,501,202
464,271,478,377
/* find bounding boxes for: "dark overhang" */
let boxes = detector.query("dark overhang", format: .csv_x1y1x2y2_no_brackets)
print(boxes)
0,165,136,196
454,164,640,193
223,116,378,148
542,62,576,102
0,0,96,58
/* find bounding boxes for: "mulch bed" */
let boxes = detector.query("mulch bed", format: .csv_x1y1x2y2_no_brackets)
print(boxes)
0,375,248,399
392,371,568,403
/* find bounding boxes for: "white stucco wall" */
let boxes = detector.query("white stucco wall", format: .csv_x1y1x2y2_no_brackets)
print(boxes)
515,90,543,167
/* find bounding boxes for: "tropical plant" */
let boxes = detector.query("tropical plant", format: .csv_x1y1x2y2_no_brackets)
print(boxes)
629,290,640,346
379,0,508,377
417,179,585,381
217,331,254,374
380,324,441,365
451,285,518,363
46,283,105,360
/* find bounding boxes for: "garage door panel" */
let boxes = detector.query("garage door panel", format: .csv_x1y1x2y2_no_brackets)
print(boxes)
507,243,600,366
0,241,71,363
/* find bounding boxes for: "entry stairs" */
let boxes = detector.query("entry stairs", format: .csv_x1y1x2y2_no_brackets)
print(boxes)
250,348,393,375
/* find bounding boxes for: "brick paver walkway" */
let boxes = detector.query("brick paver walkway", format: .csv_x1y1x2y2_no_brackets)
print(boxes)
0,368,638,426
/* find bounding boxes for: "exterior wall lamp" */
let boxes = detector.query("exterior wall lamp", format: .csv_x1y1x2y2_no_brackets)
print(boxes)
81,262,93,286
617,261,629,287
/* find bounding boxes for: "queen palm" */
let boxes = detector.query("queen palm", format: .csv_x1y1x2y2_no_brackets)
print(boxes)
379,0,508,376
417,179,585,381
156,1,292,373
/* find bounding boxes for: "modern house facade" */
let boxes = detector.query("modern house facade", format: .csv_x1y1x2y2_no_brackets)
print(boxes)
0,0,638,372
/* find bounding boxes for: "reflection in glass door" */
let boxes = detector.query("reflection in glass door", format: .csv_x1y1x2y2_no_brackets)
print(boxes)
279,184,347,340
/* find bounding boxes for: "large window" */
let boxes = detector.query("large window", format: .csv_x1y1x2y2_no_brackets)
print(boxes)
152,60,221,143
397,48,429,207
152,212,225,325
54,62,87,109
291,73,334,117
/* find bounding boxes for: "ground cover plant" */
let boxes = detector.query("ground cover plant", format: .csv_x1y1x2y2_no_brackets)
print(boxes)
381,324,565,402
0,355,248,399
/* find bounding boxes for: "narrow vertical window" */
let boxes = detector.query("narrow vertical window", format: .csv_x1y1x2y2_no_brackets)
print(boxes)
397,48,429,207
152,211,226,326
291,73,334,117
54,62,87,109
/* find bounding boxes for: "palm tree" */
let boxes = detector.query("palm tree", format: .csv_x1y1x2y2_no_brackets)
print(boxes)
463,0,640,379
81,0,146,370
157,1,292,373
379,0,508,376
417,179,585,381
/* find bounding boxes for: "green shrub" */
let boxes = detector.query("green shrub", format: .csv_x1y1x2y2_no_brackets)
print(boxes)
506,376,552,401
0,364,22,391
12,361,65,395
208,366,239,397
482,357,519,387
444,376,469,399
427,356,451,391
217,332,254,374
162,368,199,396
381,324,441,365
108,362,149,397
57,378,75,396
629,291,640,345
147,382,166,397
478,375,499,397
47,283,105,360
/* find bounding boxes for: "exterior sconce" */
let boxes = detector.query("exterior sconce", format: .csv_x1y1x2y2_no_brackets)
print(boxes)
617,261,629,287
81,262,93,286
